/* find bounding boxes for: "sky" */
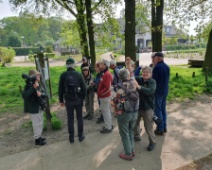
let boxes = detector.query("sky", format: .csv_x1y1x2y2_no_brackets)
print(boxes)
0,0,198,35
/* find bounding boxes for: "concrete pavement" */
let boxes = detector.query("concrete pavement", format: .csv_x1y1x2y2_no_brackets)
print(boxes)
0,102,212,170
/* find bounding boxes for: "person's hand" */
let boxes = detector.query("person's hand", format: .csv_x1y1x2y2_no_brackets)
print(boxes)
33,81,39,89
60,103,65,107
133,80,139,89
36,91,41,97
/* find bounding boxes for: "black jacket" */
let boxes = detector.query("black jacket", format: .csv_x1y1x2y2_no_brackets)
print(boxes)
58,68,87,103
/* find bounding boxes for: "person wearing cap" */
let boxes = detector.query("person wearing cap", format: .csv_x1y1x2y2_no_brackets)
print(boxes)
151,52,170,135
82,66,95,120
112,68,138,160
58,58,87,143
22,70,46,146
97,59,113,133
134,66,156,151
81,56,94,73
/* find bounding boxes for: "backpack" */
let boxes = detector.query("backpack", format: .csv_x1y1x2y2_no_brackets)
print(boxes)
113,66,122,85
117,81,139,113
65,75,79,100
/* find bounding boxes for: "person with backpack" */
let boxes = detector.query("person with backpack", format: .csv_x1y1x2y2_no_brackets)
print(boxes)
134,66,156,151
58,58,87,143
82,66,94,120
112,68,139,161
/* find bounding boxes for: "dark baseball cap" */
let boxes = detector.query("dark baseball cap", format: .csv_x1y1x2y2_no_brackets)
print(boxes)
153,52,164,58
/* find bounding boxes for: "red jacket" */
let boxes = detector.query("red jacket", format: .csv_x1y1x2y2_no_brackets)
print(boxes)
97,69,113,98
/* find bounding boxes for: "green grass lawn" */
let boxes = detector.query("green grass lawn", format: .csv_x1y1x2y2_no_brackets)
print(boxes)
0,65,211,115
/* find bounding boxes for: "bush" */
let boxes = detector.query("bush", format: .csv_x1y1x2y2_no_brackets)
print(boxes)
45,46,53,53
0,47,15,63
12,47,40,56
45,53,55,58
165,45,205,51
51,112,62,130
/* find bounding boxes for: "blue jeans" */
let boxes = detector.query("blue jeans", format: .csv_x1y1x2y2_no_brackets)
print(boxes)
117,112,138,156
154,94,167,132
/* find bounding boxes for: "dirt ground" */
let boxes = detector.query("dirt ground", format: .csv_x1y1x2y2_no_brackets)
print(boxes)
0,94,212,169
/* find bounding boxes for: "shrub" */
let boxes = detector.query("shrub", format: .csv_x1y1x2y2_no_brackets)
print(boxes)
45,53,55,58
0,47,15,63
12,47,40,56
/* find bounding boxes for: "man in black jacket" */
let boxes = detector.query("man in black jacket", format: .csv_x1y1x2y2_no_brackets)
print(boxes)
59,58,87,143
22,70,46,146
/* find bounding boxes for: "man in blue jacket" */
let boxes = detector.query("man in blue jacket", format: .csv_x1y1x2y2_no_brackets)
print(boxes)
152,52,170,135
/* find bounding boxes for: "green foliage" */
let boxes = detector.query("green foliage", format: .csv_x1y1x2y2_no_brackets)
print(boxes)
7,33,22,47
51,112,62,130
0,47,15,63
165,45,206,51
12,47,40,56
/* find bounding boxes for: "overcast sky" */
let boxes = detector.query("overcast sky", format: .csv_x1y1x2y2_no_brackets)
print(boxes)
0,0,198,35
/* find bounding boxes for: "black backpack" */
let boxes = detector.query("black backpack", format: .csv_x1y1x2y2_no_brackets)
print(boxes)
65,75,79,100
117,81,139,113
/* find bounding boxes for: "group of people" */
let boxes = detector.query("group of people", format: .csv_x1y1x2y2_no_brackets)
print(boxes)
22,52,170,161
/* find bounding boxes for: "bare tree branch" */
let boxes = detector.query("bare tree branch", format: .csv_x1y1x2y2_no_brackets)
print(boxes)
55,0,77,17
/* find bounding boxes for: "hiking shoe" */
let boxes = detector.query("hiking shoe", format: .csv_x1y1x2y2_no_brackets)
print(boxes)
134,135,141,141
79,135,85,142
35,137,46,146
100,127,113,134
119,153,133,161
40,137,46,141
147,143,156,151
69,138,74,144
154,130,164,136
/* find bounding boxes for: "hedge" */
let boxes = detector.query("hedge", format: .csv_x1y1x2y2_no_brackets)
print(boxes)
12,47,40,56
165,44,206,51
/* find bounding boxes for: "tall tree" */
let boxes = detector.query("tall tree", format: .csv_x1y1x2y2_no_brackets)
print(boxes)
151,0,164,52
125,0,136,61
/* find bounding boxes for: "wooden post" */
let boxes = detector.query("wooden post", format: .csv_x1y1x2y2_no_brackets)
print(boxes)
205,67,209,82
35,53,52,130
192,72,195,78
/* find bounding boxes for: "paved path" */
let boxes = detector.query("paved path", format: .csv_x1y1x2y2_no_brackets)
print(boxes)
0,102,212,170
11,53,188,67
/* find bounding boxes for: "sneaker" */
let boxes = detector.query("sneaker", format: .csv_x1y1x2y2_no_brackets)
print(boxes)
100,127,113,134
119,153,133,161
147,143,156,151
35,137,46,146
83,114,90,119
87,116,93,120
134,135,141,141
120,151,135,157
79,135,85,142
154,129,164,136
96,118,104,124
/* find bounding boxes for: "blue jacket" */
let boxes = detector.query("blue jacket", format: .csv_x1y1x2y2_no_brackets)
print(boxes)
152,61,170,96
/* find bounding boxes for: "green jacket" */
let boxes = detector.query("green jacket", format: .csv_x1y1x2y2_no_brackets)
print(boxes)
22,85,40,114
135,77,156,111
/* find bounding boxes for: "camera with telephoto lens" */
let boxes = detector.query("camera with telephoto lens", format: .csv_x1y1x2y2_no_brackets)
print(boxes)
153,115,161,125
22,74,46,110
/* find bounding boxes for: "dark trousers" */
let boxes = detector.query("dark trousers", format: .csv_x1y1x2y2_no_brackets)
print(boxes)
65,99,84,139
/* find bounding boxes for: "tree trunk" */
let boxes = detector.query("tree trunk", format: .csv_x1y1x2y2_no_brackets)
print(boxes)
203,29,212,72
151,0,164,52
75,0,89,58
85,0,96,65
125,0,136,62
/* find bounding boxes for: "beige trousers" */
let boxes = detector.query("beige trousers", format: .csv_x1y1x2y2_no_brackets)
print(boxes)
30,111,43,139
134,109,156,144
